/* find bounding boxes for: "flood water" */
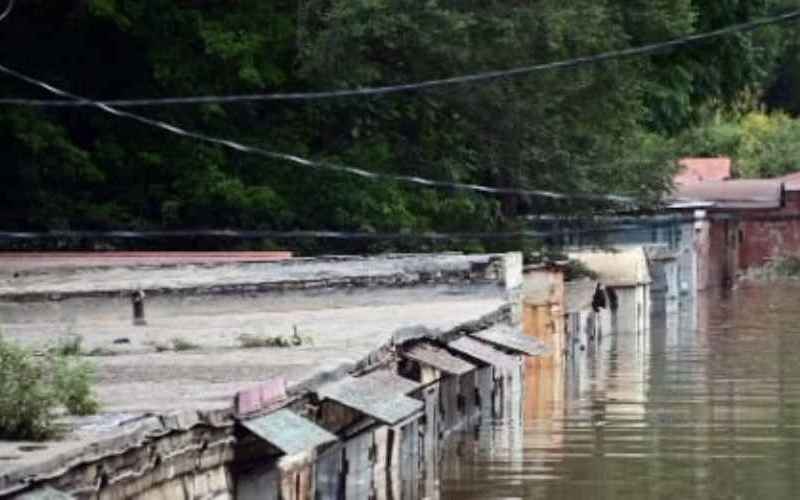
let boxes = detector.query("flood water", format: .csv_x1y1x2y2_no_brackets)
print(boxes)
439,284,800,499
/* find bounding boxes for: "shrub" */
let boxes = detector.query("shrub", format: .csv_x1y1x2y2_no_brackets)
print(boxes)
238,334,291,348
563,259,599,282
238,327,314,349
172,338,200,351
771,256,800,277
53,356,100,416
0,336,100,440
51,335,83,356
0,338,58,440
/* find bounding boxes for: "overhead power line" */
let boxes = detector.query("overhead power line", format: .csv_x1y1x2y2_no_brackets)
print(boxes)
1,8,799,107
0,62,635,204
0,219,692,242
0,0,14,23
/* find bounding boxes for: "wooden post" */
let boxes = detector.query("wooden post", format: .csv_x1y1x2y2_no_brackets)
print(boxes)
131,289,146,326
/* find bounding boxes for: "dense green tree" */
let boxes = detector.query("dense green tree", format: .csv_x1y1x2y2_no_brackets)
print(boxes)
0,0,798,249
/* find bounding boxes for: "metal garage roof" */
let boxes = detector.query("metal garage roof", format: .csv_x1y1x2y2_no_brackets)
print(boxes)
403,342,476,376
447,336,517,371
470,325,549,356
316,370,423,425
242,409,338,456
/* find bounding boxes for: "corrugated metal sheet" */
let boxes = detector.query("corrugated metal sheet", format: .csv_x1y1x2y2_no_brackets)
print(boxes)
668,179,783,209
470,325,549,356
317,370,423,425
14,487,74,500
403,342,475,376
564,279,598,313
675,157,732,185
447,335,517,370
242,409,338,455
569,247,652,287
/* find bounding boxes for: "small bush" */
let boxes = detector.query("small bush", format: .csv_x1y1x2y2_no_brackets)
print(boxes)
563,259,599,282
0,339,58,440
53,356,99,416
0,336,99,440
773,256,800,277
238,334,291,348
238,328,314,349
51,335,83,356
172,338,200,351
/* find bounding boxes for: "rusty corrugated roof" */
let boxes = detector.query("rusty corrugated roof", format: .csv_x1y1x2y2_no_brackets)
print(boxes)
403,342,476,376
316,370,423,425
668,179,783,210
675,157,732,185
242,409,338,455
447,336,517,370
568,247,651,287
470,325,549,356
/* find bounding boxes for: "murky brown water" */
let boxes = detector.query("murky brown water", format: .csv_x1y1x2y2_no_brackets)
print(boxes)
440,284,800,499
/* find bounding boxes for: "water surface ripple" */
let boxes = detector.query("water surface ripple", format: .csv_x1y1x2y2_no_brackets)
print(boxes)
440,285,800,500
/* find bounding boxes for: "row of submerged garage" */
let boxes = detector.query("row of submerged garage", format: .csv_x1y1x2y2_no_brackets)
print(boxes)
232,324,547,500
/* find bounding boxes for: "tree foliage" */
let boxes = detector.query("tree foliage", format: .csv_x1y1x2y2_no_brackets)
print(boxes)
0,0,798,250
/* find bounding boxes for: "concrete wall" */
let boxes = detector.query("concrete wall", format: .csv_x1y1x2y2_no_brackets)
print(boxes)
532,215,697,297
608,285,650,335
1,252,536,500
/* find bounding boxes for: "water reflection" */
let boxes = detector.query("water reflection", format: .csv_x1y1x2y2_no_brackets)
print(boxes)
439,284,800,500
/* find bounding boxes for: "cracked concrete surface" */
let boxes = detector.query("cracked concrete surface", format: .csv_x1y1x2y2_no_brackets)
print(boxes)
0,253,516,493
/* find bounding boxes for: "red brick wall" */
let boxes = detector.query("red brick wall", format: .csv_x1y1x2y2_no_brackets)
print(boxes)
738,194,800,272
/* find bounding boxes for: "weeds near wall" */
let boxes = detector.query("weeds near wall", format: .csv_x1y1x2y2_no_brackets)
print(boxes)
50,335,83,356
172,338,200,351
238,326,314,349
773,256,800,277
0,336,99,440
744,255,800,282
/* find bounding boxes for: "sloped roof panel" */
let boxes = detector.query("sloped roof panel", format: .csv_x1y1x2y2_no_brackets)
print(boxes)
675,157,732,185
403,342,476,376
316,371,423,425
779,171,800,191
447,336,517,370
668,179,783,210
242,409,338,455
470,325,549,356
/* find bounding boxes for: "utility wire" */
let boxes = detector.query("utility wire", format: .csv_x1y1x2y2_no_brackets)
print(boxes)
0,62,636,204
0,0,14,23
1,8,799,107
0,219,693,242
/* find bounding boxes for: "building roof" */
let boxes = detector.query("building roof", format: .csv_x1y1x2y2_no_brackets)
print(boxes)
568,247,652,287
779,171,800,191
447,336,518,370
316,370,423,425
241,409,338,456
667,179,783,210
469,324,549,356
674,157,732,185
403,342,476,376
